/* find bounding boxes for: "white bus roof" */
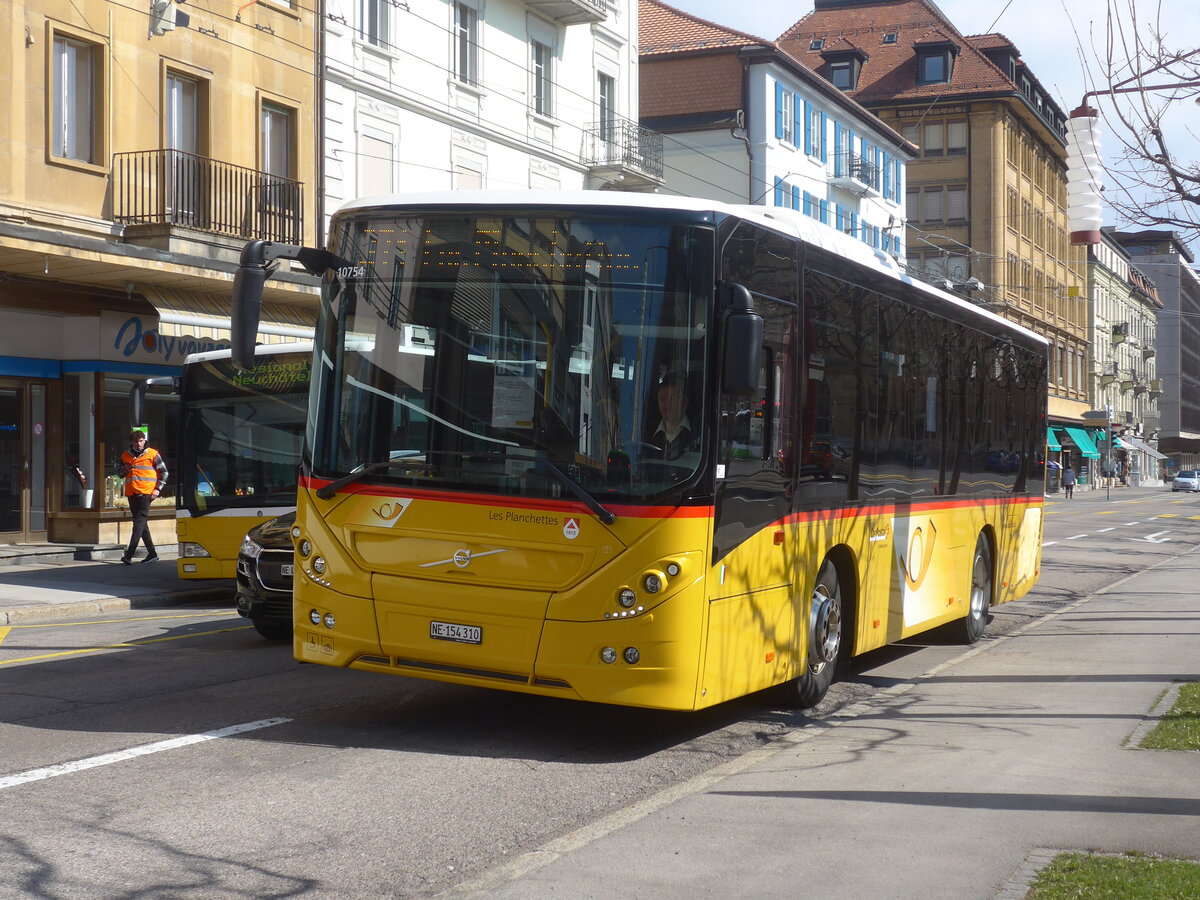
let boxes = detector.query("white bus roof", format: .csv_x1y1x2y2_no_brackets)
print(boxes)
184,341,313,367
334,190,1047,348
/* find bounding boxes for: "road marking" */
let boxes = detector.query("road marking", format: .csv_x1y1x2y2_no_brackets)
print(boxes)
1095,510,1118,515
0,625,252,666
1123,521,1141,526
0,626,9,648
0,718,292,791
1097,527,1115,533
1156,514,1179,518
1066,534,1088,540
1130,530,1172,544
1042,541,1058,547
7,612,239,630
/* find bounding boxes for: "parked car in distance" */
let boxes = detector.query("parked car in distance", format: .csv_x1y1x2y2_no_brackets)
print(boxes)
235,511,295,640
1172,470,1200,492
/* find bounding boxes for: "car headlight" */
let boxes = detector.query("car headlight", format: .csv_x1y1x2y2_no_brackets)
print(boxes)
239,535,263,559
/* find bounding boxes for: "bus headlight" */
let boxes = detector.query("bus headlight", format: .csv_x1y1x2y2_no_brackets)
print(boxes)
643,573,663,594
298,540,311,558
309,609,321,625
623,647,641,665
600,646,617,664
618,588,636,608
291,526,302,539
238,537,261,560
311,556,326,575
323,612,336,629
182,542,212,558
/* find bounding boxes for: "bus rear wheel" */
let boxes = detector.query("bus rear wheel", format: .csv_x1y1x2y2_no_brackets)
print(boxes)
782,559,843,709
959,535,992,644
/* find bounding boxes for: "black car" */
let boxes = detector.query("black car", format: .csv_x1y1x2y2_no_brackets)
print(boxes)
235,511,295,640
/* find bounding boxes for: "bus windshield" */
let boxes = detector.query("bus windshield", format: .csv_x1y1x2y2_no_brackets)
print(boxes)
308,212,712,501
178,352,310,514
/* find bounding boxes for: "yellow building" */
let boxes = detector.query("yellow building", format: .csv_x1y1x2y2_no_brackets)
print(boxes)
779,0,1090,450
0,0,319,543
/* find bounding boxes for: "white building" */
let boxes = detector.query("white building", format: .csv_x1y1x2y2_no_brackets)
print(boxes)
320,0,663,234
638,0,914,260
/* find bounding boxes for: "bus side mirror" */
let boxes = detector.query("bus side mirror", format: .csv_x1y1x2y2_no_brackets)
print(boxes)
722,283,762,396
129,381,147,428
232,241,274,371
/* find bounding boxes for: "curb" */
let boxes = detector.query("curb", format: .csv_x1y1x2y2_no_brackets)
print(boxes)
0,587,232,625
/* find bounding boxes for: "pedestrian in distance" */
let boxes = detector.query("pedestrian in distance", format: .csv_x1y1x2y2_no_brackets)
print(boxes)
1062,465,1076,499
118,429,168,564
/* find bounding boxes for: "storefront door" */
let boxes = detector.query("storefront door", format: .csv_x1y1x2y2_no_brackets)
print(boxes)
0,380,48,543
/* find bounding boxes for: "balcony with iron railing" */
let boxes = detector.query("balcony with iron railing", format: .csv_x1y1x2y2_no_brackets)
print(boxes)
582,116,664,191
523,0,606,25
831,151,881,197
113,150,305,253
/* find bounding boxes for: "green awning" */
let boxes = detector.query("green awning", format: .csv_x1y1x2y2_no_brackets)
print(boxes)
1063,426,1101,459
1046,427,1062,451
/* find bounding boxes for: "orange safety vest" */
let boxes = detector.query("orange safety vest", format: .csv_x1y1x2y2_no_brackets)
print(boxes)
121,447,164,497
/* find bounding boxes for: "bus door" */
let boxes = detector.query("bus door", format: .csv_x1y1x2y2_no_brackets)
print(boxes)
704,293,797,701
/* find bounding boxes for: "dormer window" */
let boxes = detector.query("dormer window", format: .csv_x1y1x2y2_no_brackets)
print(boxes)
810,38,824,50
821,46,869,91
915,39,959,85
918,51,949,83
830,61,852,89
883,32,898,44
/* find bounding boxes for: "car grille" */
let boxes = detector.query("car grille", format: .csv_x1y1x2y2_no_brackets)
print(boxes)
252,549,294,593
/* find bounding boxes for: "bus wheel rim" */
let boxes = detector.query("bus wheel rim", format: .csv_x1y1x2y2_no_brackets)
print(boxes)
810,585,842,666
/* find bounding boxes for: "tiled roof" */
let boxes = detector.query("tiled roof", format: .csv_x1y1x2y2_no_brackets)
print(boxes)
967,32,1018,52
639,0,768,56
776,0,1031,105
820,36,866,54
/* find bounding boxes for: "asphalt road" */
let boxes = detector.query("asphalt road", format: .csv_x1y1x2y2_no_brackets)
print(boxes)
0,490,1196,898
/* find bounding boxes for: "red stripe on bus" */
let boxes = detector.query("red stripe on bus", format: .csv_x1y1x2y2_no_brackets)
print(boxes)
297,474,715,519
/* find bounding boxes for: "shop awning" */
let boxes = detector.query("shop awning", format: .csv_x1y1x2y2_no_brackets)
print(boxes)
1046,427,1062,451
1062,426,1101,459
1120,435,1168,460
138,285,315,344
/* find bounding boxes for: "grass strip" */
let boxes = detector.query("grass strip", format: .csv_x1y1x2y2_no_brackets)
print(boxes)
1026,851,1200,899
1140,681,1200,751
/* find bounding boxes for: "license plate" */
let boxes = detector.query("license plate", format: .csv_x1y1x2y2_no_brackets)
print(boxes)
430,620,482,644
281,564,294,576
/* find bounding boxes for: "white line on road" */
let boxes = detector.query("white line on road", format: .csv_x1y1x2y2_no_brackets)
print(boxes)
1130,530,1172,544
0,717,292,791
1097,527,1115,533
1066,534,1088,540
1123,522,1141,526
1042,541,1058,547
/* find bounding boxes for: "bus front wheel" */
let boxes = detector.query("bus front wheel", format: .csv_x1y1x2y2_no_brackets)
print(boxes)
959,535,992,644
783,559,843,709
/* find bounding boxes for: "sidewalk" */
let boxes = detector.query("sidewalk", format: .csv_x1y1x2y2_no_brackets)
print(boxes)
451,542,1200,899
0,546,231,625
1045,482,1173,502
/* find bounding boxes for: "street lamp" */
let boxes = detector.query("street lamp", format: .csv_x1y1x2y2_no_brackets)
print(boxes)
1066,60,1200,246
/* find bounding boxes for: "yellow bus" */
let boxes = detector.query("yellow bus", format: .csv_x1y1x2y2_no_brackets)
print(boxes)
229,192,1047,710
174,343,311,580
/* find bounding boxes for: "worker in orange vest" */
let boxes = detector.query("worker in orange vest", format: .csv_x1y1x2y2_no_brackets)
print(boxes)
118,429,168,565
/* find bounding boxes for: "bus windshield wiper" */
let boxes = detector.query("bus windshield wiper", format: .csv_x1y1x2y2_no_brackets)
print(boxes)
507,452,616,525
315,456,431,500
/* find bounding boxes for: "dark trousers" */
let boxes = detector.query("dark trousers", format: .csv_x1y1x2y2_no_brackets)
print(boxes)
124,494,157,559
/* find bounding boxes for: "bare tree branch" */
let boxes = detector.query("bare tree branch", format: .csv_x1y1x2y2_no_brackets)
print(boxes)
1085,0,1200,242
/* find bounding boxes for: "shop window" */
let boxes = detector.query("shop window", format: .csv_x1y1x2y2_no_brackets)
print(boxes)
102,375,178,509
